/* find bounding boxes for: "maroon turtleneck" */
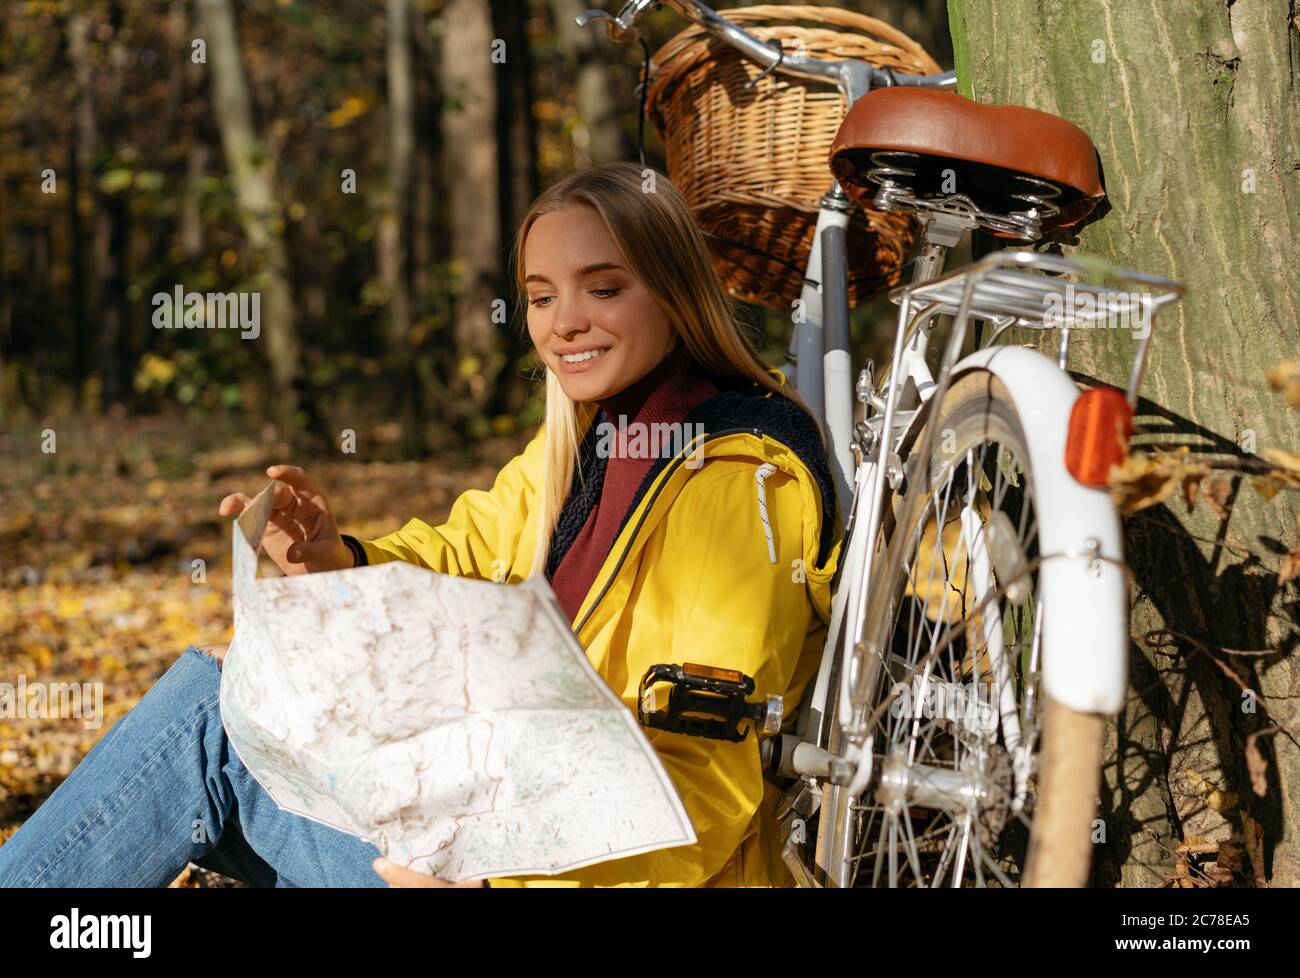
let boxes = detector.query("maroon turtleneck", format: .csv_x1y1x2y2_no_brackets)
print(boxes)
551,343,720,624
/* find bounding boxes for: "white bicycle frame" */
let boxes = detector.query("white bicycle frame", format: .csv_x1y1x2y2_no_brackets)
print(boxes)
798,245,1183,886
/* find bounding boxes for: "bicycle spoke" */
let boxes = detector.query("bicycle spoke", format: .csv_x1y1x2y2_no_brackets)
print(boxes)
900,806,926,881
839,410,1054,888
950,814,973,885
975,841,1018,888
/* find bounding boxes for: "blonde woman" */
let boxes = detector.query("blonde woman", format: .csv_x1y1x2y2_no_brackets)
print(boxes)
0,162,841,888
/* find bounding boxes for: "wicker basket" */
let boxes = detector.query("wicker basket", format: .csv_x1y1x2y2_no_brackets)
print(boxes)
646,5,941,311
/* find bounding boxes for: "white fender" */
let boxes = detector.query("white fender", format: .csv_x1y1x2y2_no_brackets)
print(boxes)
950,346,1128,715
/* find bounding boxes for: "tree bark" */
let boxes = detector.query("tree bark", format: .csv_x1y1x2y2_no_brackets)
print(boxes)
92,0,132,410
63,12,95,391
378,0,421,453
440,0,505,420
194,0,307,438
492,0,538,417
492,0,538,235
949,0,1300,886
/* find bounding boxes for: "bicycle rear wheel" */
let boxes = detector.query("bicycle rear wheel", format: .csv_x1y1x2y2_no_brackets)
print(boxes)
818,369,1105,887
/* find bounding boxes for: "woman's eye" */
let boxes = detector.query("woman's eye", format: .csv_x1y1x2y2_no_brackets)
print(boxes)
528,288,617,306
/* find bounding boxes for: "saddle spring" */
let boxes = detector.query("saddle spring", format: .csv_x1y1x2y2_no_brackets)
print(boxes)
865,150,920,210
865,149,920,185
1009,174,1063,219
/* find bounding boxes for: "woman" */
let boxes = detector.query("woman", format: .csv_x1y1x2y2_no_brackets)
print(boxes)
0,162,841,888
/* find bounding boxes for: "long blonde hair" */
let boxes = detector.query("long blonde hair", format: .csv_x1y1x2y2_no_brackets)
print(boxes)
510,162,824,579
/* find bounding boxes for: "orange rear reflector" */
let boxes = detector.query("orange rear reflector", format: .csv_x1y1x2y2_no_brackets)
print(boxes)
1066,386,1133,488
683,663,743,684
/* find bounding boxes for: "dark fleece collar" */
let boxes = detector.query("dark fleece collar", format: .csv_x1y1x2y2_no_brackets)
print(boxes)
546,376,839,579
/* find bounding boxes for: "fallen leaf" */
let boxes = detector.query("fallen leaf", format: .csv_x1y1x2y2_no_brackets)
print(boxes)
1185,769,1239,813
1240,810,1267,886
904,495,992,626
1182,472,1202,512
1280,547,1300,587
1201,477,1232,520
1263,447,1300,480
1252,476,1283,500
1265,360,1300,408
1215,838,1245,875
1109,446,1210,516
1243,447,1300,500
1202,863,1235,885
1245,730,1271,796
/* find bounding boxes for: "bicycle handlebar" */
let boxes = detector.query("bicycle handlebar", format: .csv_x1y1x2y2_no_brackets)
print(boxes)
576,0,956,103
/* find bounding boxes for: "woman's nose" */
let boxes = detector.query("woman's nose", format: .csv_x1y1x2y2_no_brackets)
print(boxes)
553,298,591,339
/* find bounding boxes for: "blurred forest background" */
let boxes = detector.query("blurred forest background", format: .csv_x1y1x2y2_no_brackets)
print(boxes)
1,0,952,454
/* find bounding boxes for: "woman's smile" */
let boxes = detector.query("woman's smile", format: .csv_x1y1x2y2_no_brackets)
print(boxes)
556,346,612,372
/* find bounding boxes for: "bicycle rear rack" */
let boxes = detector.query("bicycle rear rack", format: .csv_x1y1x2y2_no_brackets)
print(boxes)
890,251,1185,408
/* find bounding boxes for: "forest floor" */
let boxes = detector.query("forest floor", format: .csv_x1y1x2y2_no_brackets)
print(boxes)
0,410,528,886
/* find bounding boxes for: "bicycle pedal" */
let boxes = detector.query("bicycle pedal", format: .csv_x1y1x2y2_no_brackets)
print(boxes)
638,662,783,742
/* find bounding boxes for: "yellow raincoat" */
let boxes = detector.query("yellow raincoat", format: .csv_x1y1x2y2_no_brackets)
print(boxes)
358,369,842,886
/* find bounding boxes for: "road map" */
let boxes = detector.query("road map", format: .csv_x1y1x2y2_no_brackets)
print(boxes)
218,482,696,882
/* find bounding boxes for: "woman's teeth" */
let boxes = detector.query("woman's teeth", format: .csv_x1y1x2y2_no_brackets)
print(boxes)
561,348,609,363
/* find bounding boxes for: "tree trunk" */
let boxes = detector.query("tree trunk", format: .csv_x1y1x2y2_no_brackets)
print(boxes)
492,0,538,235
440,0,505,421
378,0,421,454
92,0,132,410
63,12,95,392
550,0,624,166
412,122,435,311
949,0,1300,886
492,0,538,417
195,0,309,440
174,0,207,262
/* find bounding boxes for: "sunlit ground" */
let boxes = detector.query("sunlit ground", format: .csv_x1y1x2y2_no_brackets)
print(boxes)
0,411,528,884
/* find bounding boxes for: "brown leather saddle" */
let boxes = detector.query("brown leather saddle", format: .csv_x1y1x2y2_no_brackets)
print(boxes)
829,87,1105,238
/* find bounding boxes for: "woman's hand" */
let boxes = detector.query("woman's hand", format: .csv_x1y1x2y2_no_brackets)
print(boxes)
218,465,353,576
372,857,484,888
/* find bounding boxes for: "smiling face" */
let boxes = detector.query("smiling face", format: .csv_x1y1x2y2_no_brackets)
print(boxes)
523,203,678,403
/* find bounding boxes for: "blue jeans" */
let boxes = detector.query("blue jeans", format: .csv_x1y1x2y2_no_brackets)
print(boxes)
0,646,386,887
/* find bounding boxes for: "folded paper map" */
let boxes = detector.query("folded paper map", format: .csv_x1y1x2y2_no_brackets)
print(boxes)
218,482,696,882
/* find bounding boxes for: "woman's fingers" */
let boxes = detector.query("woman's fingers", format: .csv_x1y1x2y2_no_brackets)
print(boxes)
267,509,308,542
271,482,298,511
267,464,322,500
267,466,335,531
220,489,305,552
222,471,337,569
218,492,251,517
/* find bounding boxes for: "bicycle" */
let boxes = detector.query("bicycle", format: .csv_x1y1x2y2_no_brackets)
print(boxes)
580,0,1185,887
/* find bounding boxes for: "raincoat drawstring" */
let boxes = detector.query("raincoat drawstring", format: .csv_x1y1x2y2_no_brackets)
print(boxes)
755,463,778,564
